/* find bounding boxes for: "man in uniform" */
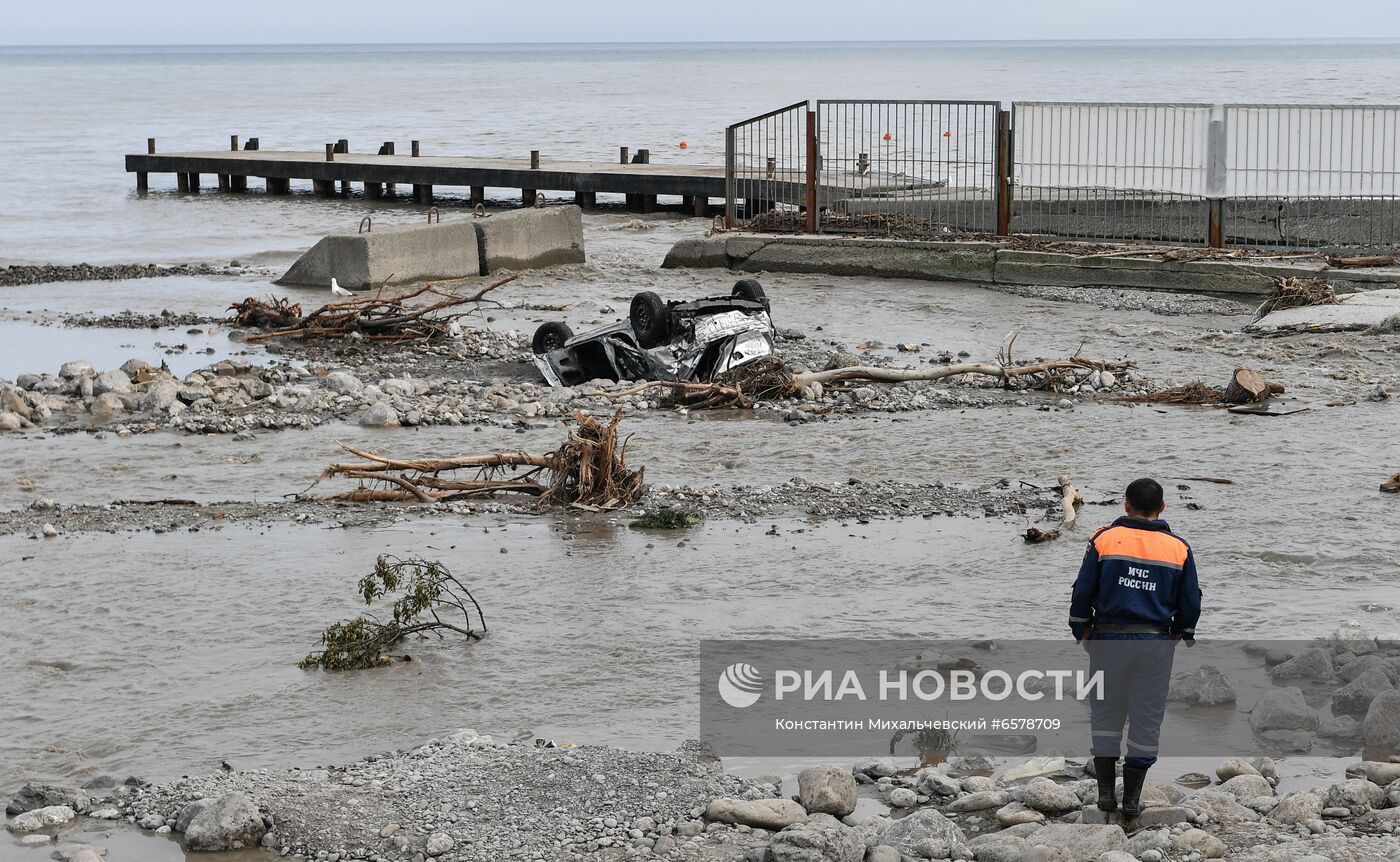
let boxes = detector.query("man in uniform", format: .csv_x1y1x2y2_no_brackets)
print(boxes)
1068,478,1201,818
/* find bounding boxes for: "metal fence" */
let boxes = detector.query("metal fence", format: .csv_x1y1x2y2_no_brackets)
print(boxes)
815,100,1002,235
724,101,811,231
725,99,1400,250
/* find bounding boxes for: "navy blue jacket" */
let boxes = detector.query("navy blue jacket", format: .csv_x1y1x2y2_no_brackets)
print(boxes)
1069,516,1201,641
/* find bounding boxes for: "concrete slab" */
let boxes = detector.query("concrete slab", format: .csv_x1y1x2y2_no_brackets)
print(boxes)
474,206,585,275
1245,288,1400,335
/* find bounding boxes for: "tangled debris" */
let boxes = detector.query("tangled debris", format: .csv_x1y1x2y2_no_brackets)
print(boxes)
312,410,644,510
241,276,518,344
1119,367,1283,407
300,555,486,671
230,295,301,329
1253,276,1339,319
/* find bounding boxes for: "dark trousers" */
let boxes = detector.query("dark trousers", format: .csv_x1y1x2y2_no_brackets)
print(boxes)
1087,636,1176,769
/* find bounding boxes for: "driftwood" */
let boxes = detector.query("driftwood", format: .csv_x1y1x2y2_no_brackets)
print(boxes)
1382,473,1400,494
230,295,301,328
1328,254,1396,269
1024,527,1062,544
1122,367,1283,407
241,275,519,343
1254,276,1339,320
1057,475,1084,531
792,357,1133,390
311,410,643,510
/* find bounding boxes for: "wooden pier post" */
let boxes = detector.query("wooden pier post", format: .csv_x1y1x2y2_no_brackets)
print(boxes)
691,195,708,217
364,182,382,200
188,173,201,192
230,135,239,151
136,172,148,195
413,184,432,204
411,140,420,157
575,191,596,209
470,186,485,206
147,138,156,154
619,147,629,164
313,179,335,197
266,177,291,195
530,150,540,170
522,188,538,207
218,174,230,192
384,142,397,195
325,144,335,162
177,173,189,192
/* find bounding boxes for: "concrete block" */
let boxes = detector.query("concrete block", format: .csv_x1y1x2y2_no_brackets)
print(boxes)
739,238,996,283
661,237,732,270
278,220,479,290
475,205,585,275
993,249,1272,296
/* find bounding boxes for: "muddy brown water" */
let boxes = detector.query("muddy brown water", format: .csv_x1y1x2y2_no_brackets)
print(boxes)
4,214,1400,859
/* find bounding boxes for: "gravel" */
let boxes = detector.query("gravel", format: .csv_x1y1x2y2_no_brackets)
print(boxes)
0,262,234,287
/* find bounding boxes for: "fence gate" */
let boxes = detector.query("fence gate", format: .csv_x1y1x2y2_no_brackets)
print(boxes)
1010,102,1218,245
724,101,811,231
815,100,1003,236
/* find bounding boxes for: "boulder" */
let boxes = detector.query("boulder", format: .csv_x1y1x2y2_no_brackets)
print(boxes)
6,783,88,815
183,792,267,851
1361,760,1400,787
946,790,1010,813
1331,621,1378,655
4,805,76,832
1333,667,1394,715
1218,773,1273,801
994,801,1045,826
1269,647,1334,680
875,808,967,858
1362,690,1400,747
1214,757,1260,782
1020,778,1082,814
89,391,124,419
967,832,1028,862
770,813,863,862
865,846,900,862
1168,665,1237,706
92,370,133,396
175,799,209,832
1249,686,1319,733
140,379,180,412
1320,714,1362,739
1170,828,1226,858
359,402,400,427
59,360,94,379
0,411,22,431
1339,654,1399,684
425,832,454,857
915,767,960,797
885,787,917,808
1,387,31,418
1181,789,1259,823
1020,824,1126,861
705,797,807,831
851,756,897,779
324,371,364,395
961,775,999,793
1325,779,1382,814
797,766,857,817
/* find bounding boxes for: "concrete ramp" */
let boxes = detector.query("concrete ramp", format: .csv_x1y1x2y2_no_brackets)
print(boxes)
278,206,585,290
1246,288,1400,335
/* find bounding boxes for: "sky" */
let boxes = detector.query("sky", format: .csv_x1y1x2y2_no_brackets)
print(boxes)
2,0,1398,45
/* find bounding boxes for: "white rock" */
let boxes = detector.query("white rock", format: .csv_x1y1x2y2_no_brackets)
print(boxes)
425,832,454,856
6,805,76,832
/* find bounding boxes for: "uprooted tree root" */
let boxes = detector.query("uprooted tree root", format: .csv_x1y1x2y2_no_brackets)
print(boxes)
310,409,644,510
237,275,519,343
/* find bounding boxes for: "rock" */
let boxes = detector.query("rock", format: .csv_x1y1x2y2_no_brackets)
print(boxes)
1168,665,1237,706
1,387,30,418
380,378,416,397
1320,714,1363,739
1331,621,1378,655
1249,686,1320,733
119,358,153,378
706,798,808,831
876,808,967,858
885,787,917,808
1097,853,1135,862
1362,690,1400,747
1170,828,1226,858
324,371,364,394
1269,647,1334,680
1333,667,1394,714
6,783,89,815
852,757,898,779
947,790,1010,813
1325,779,1381,814
995,801,1045,826
88,808,120,819
174,799,208,832
865,846,900,862
89,392,124,418
59,360,94,379
1214,757,1260,782
1180,789,1259,824
1123,828,1171,858
1339,654,1399,683
140,379,180,412
1217,773,1273,802
138,814,164,829
92,370,133,395
425,832,454,856
0,410,21,431
51,846,105,862
1001,756,1066,784
1361,760,1400,786
824,352,861,371
916,767,960,797
358,402,400,427
769,814,863,862
1250,757,1278,782
967,832,1027,862
798,766,857,817
961,776,998,793
4,805,76,832
183,792,267,851
1021,778,1082,814
1020,824,1125,861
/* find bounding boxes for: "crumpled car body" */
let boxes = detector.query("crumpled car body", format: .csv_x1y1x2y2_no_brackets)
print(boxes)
532,294,775,388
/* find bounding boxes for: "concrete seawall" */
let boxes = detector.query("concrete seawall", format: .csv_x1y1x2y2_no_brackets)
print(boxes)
662,234,1400,297
279,206,586,290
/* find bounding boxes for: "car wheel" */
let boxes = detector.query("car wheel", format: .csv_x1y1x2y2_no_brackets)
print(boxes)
531,321,574,354
732,278,768,310
629,291,670,347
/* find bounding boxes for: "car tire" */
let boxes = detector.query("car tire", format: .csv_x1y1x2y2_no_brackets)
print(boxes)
629,291,670,347
732,278,768,310
531,321,574,355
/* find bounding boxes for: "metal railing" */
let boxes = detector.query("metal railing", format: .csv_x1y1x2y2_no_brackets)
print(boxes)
725,101,811,231
815,100,1003,236
724,99,1400,250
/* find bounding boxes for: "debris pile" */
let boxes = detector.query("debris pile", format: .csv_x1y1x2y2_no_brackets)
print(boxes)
1254,276,1339,319
230,295,301,329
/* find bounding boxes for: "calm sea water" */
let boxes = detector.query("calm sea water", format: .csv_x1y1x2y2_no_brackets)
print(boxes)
2,39,1399,264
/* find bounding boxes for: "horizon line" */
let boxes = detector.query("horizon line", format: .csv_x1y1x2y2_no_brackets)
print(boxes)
5,35,1400,49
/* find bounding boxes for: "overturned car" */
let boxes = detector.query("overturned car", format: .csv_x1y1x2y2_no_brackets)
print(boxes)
530,279,775,387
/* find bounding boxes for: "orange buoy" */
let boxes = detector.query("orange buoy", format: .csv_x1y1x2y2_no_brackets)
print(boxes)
942,131,952,137
882,132,892,140
679,140,689,149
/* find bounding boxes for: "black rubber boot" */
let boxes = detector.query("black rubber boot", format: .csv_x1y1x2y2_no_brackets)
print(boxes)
1120,765,1149,818
1092,757,1118,812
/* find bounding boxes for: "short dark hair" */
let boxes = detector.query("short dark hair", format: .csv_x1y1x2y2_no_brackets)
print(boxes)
1125,478,1165,515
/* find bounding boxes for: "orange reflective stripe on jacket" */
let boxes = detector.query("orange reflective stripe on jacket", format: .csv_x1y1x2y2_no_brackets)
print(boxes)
1092,525,1188,571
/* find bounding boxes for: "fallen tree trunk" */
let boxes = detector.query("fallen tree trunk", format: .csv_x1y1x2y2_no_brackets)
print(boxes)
1058,475,1084,531
793,357,1133,389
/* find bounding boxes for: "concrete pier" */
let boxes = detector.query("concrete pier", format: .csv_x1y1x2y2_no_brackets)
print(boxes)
126,147,726,212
